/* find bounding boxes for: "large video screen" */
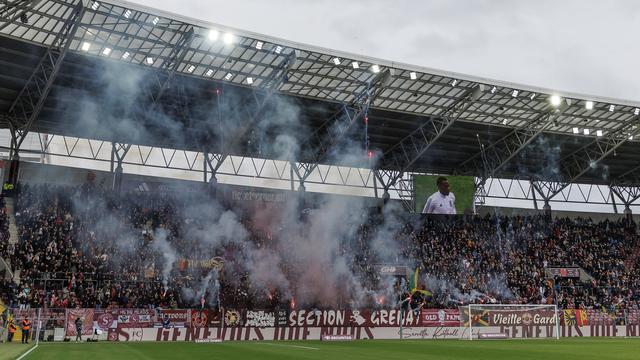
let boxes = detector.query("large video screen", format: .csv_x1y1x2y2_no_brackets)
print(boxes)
414,175,475,214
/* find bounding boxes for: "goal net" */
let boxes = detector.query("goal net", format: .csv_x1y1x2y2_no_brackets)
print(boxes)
460,304,559,340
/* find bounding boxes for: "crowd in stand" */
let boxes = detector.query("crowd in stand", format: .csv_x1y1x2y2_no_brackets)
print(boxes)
0,182,638,314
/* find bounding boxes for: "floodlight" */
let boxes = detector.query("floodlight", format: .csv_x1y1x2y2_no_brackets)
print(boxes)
124,9,132,18
246,77,254,84
596,130,603,137
583,128,590,135
333,57,341,65
224,72,233,80
572,127,580,134
550,95,562,107
490,86,497,94
91,1,100,10
635,108,640,116
205,69,214,77
409,72,417,80
351,61,359,69
502,118,508,125
81,42,90,51
146,57,154,65
451,79,458,87
102,47,111,56
187,65,195,73
152,17,159,26
255,41,263,50
223,33,235,44
371,64,380,73
609,104,615,112
274,45,283,54
512,90,518,97
121,51,130,60
585,101,594,110
208,30,219,41
530,93,536,100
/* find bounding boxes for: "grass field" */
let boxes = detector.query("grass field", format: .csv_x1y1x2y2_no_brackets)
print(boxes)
2,338,639,360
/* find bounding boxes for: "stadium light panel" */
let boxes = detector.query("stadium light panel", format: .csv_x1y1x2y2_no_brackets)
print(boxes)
585,101,594,110
124,9,132,18
81,42,90,51
208,29,219,41
246,77,254,85
572,127,580,134
351,61,359,69
636,108,640,116
187,65,195,73
512,90,518,97
274,45,283,54
451,79,458,87
409,72,417,80
91,1,100,10
255,41,263,50
596,130,603,137
490,86,497,94
583,128,590,135
371,64,380,73
530,93,536,100
121,51,130,60
223,33,235,44
550,95,562,107
629,134,634,140
152,17,159,26
333,57,341,65
502,118,508,125
609,104,615,112
224,72,233,80
102,47,111,56
205,69,214,77
146,57,154,65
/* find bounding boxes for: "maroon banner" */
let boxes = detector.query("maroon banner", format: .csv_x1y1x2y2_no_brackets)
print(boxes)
287,309,420,327
191,310,209,328
115,309,154,328
421,309,461,327
94,309,118,331
245,310,276,327
65,309,95,336
156,309,190,328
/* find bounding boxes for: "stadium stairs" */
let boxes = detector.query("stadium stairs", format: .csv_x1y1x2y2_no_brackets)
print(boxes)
1,197,18,281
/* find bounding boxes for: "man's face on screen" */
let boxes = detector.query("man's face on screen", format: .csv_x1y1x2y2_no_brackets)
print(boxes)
438,180,450,195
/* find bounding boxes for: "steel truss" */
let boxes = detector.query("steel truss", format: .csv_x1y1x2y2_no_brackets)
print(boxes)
8,131,640,213
20,131,410,198
376,84,483,196
481,177,640,210
455,107,558,179
5,0,83,184
292,69,392,188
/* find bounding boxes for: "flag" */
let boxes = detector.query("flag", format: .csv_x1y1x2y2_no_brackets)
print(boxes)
564,309,587,326
576,309,588,326
407,267,431,296
462,308,490,327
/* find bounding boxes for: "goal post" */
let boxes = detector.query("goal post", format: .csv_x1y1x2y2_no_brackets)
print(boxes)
461,304,560,340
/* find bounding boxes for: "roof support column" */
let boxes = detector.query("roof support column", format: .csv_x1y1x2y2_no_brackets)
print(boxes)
111,142,131,192
6,1,85,186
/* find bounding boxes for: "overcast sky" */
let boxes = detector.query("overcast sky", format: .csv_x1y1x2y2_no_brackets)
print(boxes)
130,0,639,102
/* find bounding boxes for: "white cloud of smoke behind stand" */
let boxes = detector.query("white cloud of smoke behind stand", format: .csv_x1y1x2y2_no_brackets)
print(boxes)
48,58,431,309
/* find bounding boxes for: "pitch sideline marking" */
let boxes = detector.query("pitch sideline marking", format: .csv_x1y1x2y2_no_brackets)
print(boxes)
16,344,38,360
256,342,320,350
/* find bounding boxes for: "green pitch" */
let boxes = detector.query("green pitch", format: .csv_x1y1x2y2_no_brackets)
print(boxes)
3,338,638,360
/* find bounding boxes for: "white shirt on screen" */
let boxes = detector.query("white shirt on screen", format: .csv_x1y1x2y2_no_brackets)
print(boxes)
422,192,456,214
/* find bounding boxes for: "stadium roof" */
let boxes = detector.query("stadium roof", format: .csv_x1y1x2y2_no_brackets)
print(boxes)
1,0,639,189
